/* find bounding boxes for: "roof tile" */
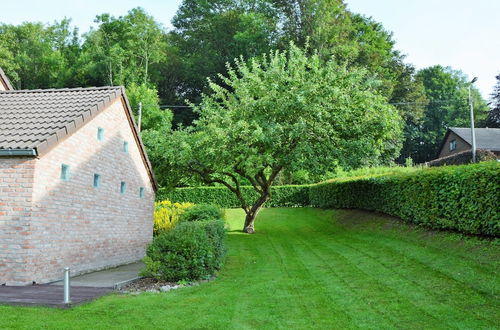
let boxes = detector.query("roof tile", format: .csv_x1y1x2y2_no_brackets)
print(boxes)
0,87,121,150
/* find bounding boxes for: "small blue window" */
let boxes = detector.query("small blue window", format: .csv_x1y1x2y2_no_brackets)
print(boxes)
60,164,70,181
139,187,145,198
120,181,126,194
97,127,104,141
93,174,101,188
123,141,129,153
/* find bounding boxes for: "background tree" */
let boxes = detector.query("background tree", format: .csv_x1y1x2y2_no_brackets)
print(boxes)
126,83,173,185
402,65,489,163
0,19,80,89
161,44,402,233
484,74,500,128
166,0,278,126
78,8,167,87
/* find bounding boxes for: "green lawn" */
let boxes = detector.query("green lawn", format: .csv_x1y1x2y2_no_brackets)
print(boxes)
1,208,499,329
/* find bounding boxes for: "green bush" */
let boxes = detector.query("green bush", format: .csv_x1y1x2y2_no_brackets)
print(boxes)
203,219,226,270
309,161,500,236
157,184,310,208
181,204,225,222
142,218,226,281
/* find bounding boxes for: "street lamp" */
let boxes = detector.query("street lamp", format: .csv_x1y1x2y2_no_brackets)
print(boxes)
468,77,478,163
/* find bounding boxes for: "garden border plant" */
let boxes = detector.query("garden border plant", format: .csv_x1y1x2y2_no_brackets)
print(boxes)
143,203,227,282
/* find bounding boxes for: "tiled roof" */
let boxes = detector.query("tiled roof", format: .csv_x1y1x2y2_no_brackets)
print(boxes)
0,86,157,189
450,127,500,151
0,87,121,151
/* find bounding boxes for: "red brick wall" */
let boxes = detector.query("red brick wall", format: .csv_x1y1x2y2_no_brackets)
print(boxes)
0,97,154,285
0,158,36,285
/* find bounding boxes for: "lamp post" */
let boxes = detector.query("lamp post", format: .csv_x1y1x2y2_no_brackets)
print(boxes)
468,77,478,163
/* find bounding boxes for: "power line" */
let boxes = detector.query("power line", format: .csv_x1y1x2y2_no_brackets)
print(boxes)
388,100,454,106
159,105,193,108
143,99,456,109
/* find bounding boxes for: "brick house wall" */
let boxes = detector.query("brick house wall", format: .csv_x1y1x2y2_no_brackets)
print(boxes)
0,158,36,285
0,97,154,285
438,131,471,158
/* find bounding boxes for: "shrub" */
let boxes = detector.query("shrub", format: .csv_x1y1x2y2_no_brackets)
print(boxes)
202,219,226,270
309,161,500,236
153,200,194,235
143,215,226,282
181,204,225,222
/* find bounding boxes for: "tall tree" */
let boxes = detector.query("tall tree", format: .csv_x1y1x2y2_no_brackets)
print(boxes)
0,19,80,89
484,74,500,128
168,0,277,101
404,65,489,163
79,7,166,87
160,45,402,232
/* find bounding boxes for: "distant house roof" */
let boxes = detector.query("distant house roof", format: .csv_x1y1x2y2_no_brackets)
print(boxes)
0,67,13,90
448,127,500,151
0,86,157,189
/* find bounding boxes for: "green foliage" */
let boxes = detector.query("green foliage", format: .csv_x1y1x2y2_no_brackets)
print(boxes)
158,185,311,208
484,74,500,128
309,161,500,236
143,218,226,281
170,0,277,104
325,165,420,180
400,65,489,163
160,43,402,230
181,204,225,222
79,7,166,86
125,83,174,186
0,19,80,89
127,83,172,131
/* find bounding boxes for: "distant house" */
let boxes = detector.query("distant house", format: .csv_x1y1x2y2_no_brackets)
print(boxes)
0,69,156,285
438,127,500,159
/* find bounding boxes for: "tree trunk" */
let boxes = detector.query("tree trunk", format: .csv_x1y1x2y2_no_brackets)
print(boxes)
243,193,269,234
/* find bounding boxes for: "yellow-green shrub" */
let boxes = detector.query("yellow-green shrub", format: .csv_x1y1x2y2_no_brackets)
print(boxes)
153,200,194,235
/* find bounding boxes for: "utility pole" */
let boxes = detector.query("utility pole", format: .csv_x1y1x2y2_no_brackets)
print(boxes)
138,102,142,132
468,77,478,162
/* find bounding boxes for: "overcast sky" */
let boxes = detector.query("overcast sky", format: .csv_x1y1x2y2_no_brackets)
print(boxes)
2,0,499,99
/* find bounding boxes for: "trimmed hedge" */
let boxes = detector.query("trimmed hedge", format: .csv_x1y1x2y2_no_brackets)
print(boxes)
158,185,310,208
309,161,500,236
159,162,499,237
181,204,225,222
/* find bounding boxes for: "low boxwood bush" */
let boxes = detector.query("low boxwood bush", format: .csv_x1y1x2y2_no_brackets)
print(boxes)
181,204,225,222
142,218,226,282
309,161,500,236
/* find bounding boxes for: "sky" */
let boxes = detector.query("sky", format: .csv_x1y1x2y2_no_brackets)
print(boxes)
1,0,499,98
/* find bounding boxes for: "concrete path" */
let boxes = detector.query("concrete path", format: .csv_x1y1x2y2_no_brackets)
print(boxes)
51,261,144,289
0,285,112,308
0,262,144,308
